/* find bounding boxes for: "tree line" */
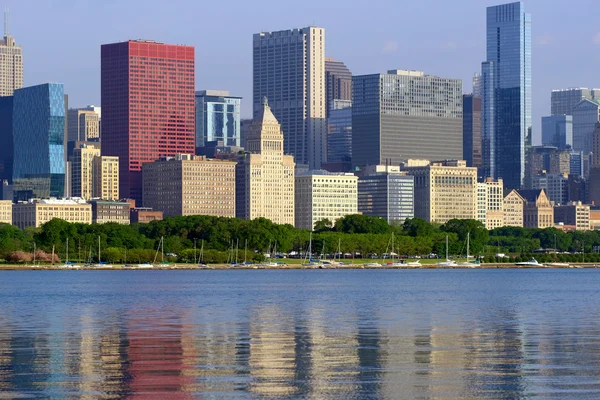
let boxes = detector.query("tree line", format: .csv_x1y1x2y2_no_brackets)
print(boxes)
1,214,600,263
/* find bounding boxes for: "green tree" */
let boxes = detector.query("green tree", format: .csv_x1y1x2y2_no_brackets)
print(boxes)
334,214,390,234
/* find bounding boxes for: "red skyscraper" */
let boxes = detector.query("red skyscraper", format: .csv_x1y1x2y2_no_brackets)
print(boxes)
101,40,195,203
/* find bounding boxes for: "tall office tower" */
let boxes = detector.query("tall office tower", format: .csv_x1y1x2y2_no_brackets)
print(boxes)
541,115,572,149
12,83,66,200
0,96,13,183
356,165,414,224
92,155,119,200
325,58,352,118
71,144,100,199
67,108,100,143
463,94,482,169
572,99,600,154
0,12,22,96
101,40,195,204
195,90,241,152
481,2,532,190
472,73,482,98
236,99,295,225
551,88,600,116
253,27,326,169
525,145,570,188
352,69,462,168
532,173,569,205
403,160,477,223
327,100,352,163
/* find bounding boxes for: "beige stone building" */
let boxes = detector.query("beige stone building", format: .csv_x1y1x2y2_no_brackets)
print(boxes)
89,200,130,225
236,99,295,225
0,200,12,224
503,190,524,227
67,109,100,142
520,189,554,229
0,25,22,96
476,183,487,225
485,178,504,229
12,199,92,229
403,160,477,223
554,202,590,231
71,144,100,199
295,171,357,230
142,154,236,217
93,156,119,200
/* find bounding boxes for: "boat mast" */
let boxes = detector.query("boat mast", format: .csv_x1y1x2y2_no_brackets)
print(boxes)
446,235,449,261
52,245,55,266
66,237,68,264
98,236,101,263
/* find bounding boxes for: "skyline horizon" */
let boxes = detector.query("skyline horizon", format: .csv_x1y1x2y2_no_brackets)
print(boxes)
2,0,599,145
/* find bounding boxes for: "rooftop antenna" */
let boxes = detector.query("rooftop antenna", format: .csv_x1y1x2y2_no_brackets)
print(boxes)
4,8,8,37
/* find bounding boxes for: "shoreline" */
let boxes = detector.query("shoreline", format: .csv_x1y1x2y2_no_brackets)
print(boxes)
0,263,598,271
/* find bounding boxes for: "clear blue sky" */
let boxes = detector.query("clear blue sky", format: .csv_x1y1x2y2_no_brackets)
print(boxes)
6,0,600,144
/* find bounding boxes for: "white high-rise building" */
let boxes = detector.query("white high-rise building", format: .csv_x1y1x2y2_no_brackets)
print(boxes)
253,27,326,169
0,12,22,96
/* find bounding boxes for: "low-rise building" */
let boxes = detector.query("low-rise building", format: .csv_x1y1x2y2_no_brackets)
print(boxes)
89,200,130,225
554,201,590,231
590,208,600,230
0,200,12,224
130,207,163,224
357,165,414,224
12,198,92,229
295,170,358,230
520,189,554,229
403,160,477,223
503,190,525,227
143,154,236,218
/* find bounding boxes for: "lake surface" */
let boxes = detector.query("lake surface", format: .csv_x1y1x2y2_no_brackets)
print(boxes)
0,270,600,399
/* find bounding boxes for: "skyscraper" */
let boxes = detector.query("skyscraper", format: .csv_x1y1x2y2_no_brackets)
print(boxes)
70,144,100,199
195,90,241,151
12,83,66,200
236,99,295,225
481,2,532,189
0,12,22,97
551,88,600,116
253,27,326,169
325,58,352,118
572,99,600,154
352,69,462,168
101,40,195,203
463,94,482,169
327,99,352,163
541,115,572,149
0,96,13,183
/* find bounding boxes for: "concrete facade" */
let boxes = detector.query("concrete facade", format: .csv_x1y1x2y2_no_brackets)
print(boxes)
520,189,554,229
554,202,590,231
71,144,100,199
503,190,524,227
403,160,477,224
295,171,357,230
89,200,130,225
92,156,119,200
0,28,22,96
0,200,12,224
12,199,92,229
143,154,236,218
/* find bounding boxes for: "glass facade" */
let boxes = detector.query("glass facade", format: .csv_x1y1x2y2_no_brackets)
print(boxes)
0,96,13,183
551,88,600,116
463,94,482,169
482,2,532,189
325,59,352,118
12,83,65,200
327,100,352,163
358,173,414,224
541,115,572,149
195,90,241,149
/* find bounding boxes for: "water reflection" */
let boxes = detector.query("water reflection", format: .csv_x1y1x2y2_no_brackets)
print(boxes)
0,270,600,398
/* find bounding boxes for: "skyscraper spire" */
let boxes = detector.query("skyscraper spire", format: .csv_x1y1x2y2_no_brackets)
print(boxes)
4,8,9,37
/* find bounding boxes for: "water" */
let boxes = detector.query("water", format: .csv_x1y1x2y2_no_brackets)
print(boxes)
1,270,600,399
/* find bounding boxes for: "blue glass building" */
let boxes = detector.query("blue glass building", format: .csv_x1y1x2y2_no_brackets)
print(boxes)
541,115,572,149
327,100,352,163
481,2,532,189
0,96,14,183
12,83,65,200
195,90,241,151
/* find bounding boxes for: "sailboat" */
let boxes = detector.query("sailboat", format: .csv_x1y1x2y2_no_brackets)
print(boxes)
302,233,323,268
152,236,171,268
29,242,39,269
58,238,81,269
93,236,113,268
457,232,480,267
437,235,457,267
262,240,279,267
387,233,405,267
324,238,344,267
544,234,570,267
197,240,213,269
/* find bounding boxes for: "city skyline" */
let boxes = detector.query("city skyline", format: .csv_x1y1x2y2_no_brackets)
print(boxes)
2,0,599,142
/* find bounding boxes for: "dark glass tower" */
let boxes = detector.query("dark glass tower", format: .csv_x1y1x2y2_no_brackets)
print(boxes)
12,83,65,200
481,2,532,189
